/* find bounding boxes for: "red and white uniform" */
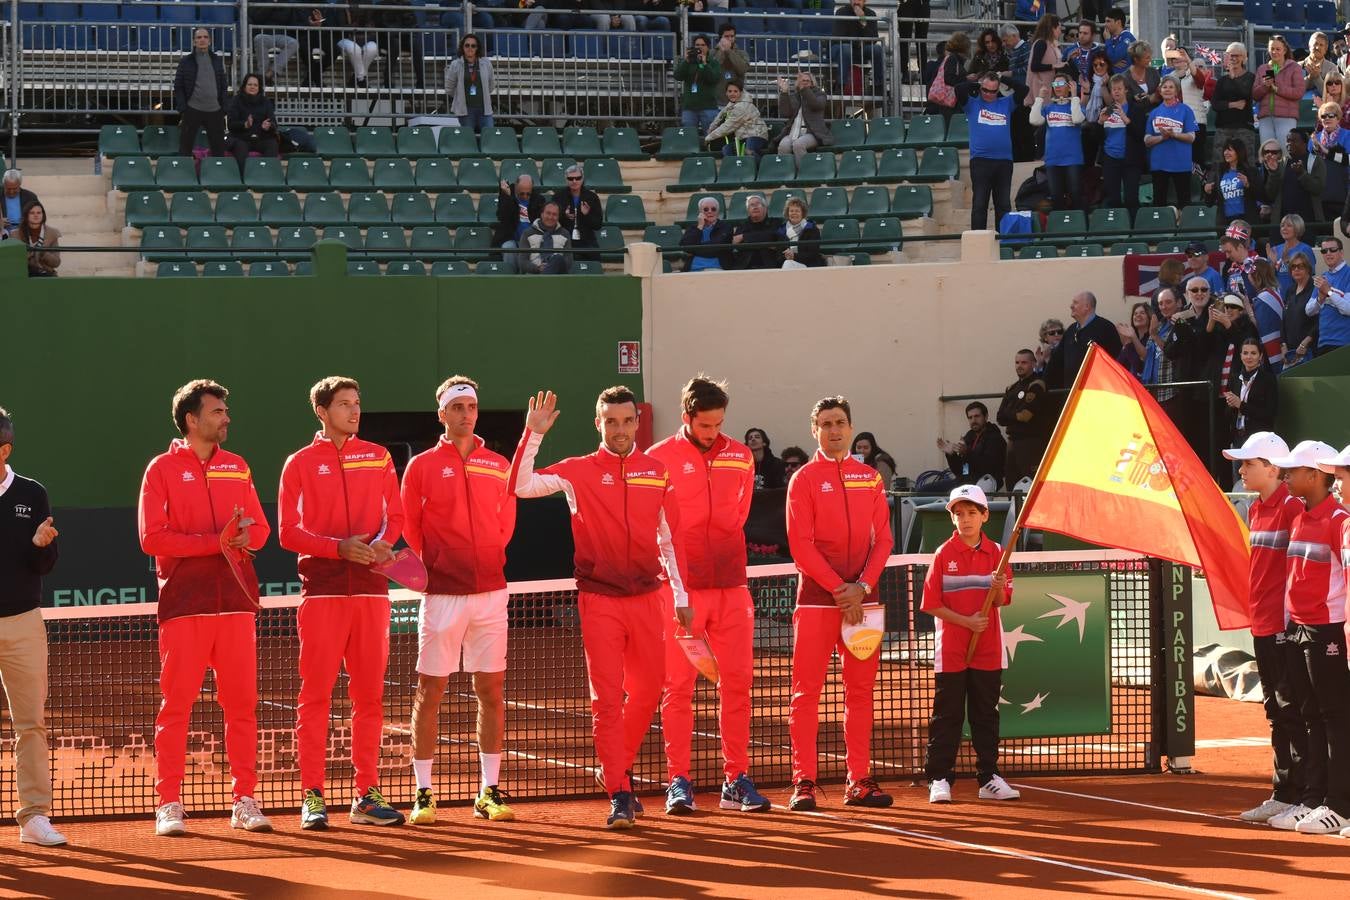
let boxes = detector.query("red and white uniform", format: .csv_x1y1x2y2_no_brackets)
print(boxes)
138,439,269,805
511,429,687,793
278,432,404,792
1286,495,1350,627
785,450,892,784
1247,484,1303,637
921,533,1013,673
649,429,754,782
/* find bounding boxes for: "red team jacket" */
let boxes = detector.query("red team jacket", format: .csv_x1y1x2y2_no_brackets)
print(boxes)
1247,484,1303,637
648,429,753,590
1286,494,1350,627
511,430,688,602
401,435,516,595
278,433,404,598
137,440,270,623
921,532,1013,673
786,450,893,607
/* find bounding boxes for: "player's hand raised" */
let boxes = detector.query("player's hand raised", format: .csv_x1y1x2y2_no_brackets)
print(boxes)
526,390,561,435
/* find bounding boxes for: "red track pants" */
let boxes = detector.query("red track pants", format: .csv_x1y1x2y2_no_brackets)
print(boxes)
578,588,666,794
296,595,390,793
788,605,881,784
155,613,257,805
661,586,755,783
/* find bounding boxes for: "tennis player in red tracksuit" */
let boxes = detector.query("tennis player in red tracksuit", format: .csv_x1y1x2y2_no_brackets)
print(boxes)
278,376,405,830
785,396,893,812
137,379,272,837
510,387,688,830
649,376,771,815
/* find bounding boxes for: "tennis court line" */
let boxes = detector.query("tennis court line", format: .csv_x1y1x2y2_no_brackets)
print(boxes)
1009,783,1239,822
805,810,1253,900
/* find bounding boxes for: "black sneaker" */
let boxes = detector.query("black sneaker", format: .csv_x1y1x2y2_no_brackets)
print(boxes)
789,779,819,812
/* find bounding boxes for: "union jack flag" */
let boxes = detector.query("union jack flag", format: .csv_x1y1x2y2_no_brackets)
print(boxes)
1194,44,1223,66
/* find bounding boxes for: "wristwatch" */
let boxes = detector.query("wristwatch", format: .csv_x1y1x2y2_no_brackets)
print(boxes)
857,581,872,596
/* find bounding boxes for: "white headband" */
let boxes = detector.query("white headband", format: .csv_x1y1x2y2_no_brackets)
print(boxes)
438,383,478,409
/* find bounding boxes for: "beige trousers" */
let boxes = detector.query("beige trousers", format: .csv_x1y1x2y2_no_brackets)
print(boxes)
0,608,51,823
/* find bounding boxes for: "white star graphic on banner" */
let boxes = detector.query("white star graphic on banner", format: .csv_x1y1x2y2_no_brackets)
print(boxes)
1002,624,1044,666
1038,593,1091,642
1020,692,1049,714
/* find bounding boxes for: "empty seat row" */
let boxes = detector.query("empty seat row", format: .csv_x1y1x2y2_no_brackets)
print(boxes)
667,148,958,192
676,186,934,223
141,224,498,264
656,115,968,159
155,259,608,278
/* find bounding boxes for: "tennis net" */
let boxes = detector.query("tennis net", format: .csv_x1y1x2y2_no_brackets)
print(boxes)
4,551,1163,819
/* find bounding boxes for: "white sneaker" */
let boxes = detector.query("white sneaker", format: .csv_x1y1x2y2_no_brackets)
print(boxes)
928,779,952,804
1240,798,1294,823
978,775,1022,801
155,802,187,836
1294,805,1350,834
1268,803,1313,831
231,796,273,833
18,816,67,846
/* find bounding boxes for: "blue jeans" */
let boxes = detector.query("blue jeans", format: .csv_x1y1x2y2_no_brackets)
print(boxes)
639,15,672,31
681,108,718,134
460,109,494,132
829,42,886,96
721,136,767,158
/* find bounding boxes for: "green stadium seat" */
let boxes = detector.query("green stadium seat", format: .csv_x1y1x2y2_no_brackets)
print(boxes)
169,191,214,226
329,158,373,191
230,225,274,261
498,159,541,188
387,259,427,275
1089,207,1131,241
864,117,907,149
1134,206,1177,236
476,192,499,224
819,218,861,251
243,156,286,190
364,225,408,261
845,252,872,265
754,154,796,187
1178,205,1217,235
680,192,725,225
1017,243,1059,259
438,127,480,157
391,192,435,225
643,224,684,259
260,191,304,224
1154,240,1188,255
111,156,156,191
201,260,245,277
1065,243,1105,257
605,195,651,228
656,126,700,160
669,156,717,192
831,118,868,149
276,225,318,260
302,191,347,225
946,113,970,147
875,148,918,182
602,126,646,160
286,157,330,191
154,156,199,191
140,126,179,157
540,158,577,192
562,126,603,159
396,126,439,158
476,260,511,274
249,261,289,276
314,126,356,157
902,115,945,148
140,226,185,262
892,185,934,219
156,261,196,277
716,156,757,188
347,191,391,225
435,193,478,226
480,126,520,157
453,225,493,262
572,260,603,274
807,187,849,219
584,158,627,193
373,158,416,192
794,152,837,186
456,158,499,193
185,225,230,261
99,125,140,157
293,262,315,276
835,151,877,185
322,225,363,252
214,191,259,225
728,191,767,218
915,147,960,182
124,191,169,227
522,127,563,158
415,158,458,192
431,261,471,276
410,225,453,257
860,216,903,252
353,126,396,157
1044,210,1087,245
768,189,807,219
1000,245,1015,260
596,225,625,262
348,260,381,275
199,157,243,191
1109,241,1151,255
848,187,890,218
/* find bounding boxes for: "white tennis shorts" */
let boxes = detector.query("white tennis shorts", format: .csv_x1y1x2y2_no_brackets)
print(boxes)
416,588,510,676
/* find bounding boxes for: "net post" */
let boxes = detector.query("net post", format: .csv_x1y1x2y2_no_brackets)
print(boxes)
1151,559,1197,774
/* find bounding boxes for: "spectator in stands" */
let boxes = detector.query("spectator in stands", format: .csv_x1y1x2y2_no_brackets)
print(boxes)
1247,258,1287,372
957,71,1028,230
1065,20,1100,86
1162,278,1215,453
1,170,37,238
1079,50,1111,165
443,2,495,34
1205,297,1262,463
1046,292,1124,389
1033,317,1065,376
252,2,300,86
1101,8,1134,75
1099,74,1145,216
373,0,426,89
1024,15,1065,118
1155,258,1187,312
1116,302,1153,378
711,24,748,106
781,446,809,480
224,74,278,177
1001,24,1034,162
1162,43,1211,174
897,0,932,85
528,0,588,30
1308,236,1350,356
704,83,768,158
1303,32,1337,90
1184,241,1226,297
1220,221,1257,298
1031,77,1085,211
1253,36,1304,150
551,164,602,261
335,0,378,88
634,0,675,32
1282,251,1319,366
1263,129,1325,233
1310,102,1350,219
731,196,780,270
777,198,825,269
173,28,228,159
520,202,572,275
683,0,728,37
675,35,721,134
1144,286,1189,430
16,202,59,278
1204,138,1260,230
445,35,495,132
745,428,787,489
494,175,546,273
996,349,1051,488
770,73,834,162
591,2,637,31
928,33,971,120
1144,76,1198,209
969,28,1008,80
1120,41,1160,115
830,0,886,100
937,402,1006,488
1212,42,1256,167
851,433,896,486
680,197,734,272
1224,337,1278,450
1315,73,1349,127
1267,214,1314,297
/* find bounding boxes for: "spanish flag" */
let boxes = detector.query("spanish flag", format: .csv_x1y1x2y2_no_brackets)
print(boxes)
1022,345,1251,631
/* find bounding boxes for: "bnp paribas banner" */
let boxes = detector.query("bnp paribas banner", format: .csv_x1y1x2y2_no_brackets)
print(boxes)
969,572,1112,740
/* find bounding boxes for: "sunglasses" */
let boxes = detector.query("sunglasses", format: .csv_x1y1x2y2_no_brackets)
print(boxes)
1322,113,1339,119
1263,149,1282,156
1187,287,1210,293
566,175,582,181
1045,328,1063,336
1322,246,1341,254
463,42,478,48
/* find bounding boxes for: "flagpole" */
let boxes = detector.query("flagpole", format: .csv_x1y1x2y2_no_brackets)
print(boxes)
963,343,1104,663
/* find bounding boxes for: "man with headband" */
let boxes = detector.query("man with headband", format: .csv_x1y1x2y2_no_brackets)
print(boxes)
402,376,517,824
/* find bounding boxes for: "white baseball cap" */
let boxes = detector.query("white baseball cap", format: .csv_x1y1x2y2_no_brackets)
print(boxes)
1222,431,1290,462
1270,440,1340,470
1315,444,1350,474
946,484,989,511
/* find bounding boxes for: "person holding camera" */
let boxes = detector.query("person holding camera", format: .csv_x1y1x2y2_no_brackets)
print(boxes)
769,72,834,162
1253,36,1305,150
675,35,722,134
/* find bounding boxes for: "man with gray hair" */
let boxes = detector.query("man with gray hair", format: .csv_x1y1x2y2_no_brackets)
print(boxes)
1045,291,1124,389
493,174,545,272
1,170,38,237
551,164,603,261
0,407,66,847
731,195,780,270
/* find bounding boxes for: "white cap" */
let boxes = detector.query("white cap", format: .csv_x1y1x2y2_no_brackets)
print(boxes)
946,484,989,511
1315,444,1350,474
1222,431,1290,462
1269,439,1340,470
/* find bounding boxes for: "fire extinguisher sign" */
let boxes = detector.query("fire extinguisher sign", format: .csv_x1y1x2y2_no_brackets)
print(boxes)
617,341,641,374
